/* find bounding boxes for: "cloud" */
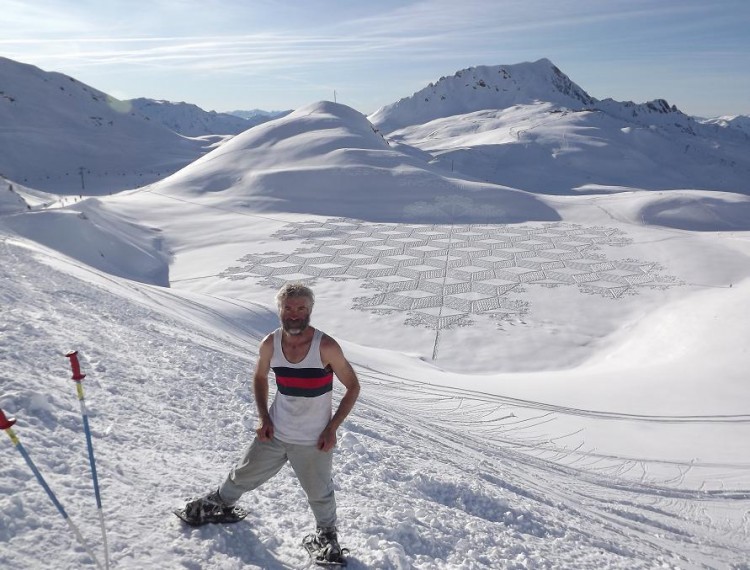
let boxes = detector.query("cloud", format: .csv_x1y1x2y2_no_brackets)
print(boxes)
2,31,444,75
1,0,740,75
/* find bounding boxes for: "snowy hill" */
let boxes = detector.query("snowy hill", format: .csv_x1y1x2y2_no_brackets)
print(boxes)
0,58,210,194
127,98,253,136
1,58,750,569
137,101,558,224
370,60,750,195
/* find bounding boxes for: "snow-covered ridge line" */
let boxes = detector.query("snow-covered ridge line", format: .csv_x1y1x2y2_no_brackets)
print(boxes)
369,58,713,136
126,98,253,137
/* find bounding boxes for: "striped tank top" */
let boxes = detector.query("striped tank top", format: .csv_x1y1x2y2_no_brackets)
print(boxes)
269,328,333,445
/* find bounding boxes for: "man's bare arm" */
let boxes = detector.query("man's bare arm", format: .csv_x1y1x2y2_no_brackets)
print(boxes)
253,334,275,440
318,335,361,451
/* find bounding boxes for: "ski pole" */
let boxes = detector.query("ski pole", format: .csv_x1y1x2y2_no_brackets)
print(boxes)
66,350,110,570
0,407,104,570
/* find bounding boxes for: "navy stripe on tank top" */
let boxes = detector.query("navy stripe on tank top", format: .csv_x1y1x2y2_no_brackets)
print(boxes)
272,365,333,398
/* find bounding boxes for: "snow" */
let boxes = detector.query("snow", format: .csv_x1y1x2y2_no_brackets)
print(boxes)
0,58,211,195
368,59,595,133
369,62,750,197
1,58,750,569
126,98,252,137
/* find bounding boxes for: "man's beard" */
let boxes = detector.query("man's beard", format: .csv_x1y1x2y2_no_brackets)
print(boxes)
282,316,310,335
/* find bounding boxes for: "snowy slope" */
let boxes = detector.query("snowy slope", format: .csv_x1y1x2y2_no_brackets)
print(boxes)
1,59,750,570
370,61,750,195
2,212,749,569
127,98,252,136
383,104,750,195
0,179,30,214
0,58,210,194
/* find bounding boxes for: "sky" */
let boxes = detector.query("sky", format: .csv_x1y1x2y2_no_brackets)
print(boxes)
1,0,749,118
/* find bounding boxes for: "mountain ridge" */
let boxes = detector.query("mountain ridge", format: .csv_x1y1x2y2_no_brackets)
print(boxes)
2,55,748,197
368,58,596,132
126,100,292,137
368,58,707,135
127,98,253,136
0,57,208,194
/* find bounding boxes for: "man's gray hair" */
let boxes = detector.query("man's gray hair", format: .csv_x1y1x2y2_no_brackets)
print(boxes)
275,282,315,309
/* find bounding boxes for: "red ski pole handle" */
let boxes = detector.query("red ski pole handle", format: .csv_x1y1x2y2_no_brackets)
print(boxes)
65,351,86,381
0,408,17,430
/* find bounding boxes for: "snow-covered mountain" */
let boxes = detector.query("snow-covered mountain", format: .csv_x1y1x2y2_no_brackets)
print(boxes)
0,58,211,194
700,114,750,137
228,108,292,124
369,59,750,195
127,98,253,136
2,57,750,569
369,59,595,132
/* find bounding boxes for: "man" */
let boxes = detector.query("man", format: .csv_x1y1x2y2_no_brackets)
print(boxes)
181,283,360,561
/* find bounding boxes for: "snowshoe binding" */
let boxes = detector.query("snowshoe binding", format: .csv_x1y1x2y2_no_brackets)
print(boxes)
174,489,247,527
302,526,349,567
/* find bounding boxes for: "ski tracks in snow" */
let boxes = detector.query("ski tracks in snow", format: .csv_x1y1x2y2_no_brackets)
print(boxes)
1,237,749,569
339,370,750,568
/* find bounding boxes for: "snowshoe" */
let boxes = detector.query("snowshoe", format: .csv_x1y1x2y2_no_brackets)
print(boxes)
302,527,349,567
174,490,247,527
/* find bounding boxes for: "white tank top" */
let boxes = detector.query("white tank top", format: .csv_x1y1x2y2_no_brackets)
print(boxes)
269,328,333,445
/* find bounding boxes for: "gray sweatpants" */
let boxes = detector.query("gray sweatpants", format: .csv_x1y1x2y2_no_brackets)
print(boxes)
218,437,337,528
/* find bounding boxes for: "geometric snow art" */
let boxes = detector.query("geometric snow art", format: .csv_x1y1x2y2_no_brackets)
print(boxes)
221,219,678,332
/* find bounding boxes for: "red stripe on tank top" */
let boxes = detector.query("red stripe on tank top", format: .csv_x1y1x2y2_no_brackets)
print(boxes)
275,372,333,389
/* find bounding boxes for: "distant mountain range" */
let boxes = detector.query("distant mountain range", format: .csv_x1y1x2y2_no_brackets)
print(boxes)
127,99,291,137
1,55,747,195
700,114,750,136
228,108,293,123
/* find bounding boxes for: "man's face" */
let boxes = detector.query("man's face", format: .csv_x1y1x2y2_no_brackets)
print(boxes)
279,296,312,335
